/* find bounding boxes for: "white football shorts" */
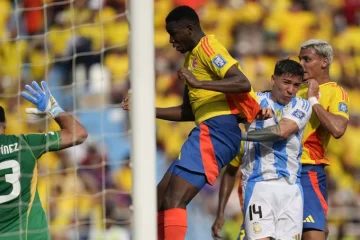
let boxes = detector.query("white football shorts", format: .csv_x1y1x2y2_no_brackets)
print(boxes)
243,178,303,240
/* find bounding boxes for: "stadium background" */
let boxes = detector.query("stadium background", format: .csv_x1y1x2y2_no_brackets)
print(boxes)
0,0,359,239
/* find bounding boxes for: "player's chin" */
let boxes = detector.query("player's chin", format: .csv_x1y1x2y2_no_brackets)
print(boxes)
303,73,311,82
280,97,292,105
176,47,187,54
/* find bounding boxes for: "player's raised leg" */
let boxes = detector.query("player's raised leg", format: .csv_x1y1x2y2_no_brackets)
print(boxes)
160,114,241,240
157,172,172,239
161,173,202,240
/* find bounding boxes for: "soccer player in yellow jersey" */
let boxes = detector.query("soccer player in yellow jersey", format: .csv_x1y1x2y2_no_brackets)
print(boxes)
157,6,262,240
122,5,262,240
297,39,350,240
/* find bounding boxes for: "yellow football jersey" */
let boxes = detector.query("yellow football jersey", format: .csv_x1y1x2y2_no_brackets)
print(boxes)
297,82,350,165
229,141,245,168
183,35,260,125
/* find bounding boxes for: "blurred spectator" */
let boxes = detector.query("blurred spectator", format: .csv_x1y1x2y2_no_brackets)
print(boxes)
23,0,43,35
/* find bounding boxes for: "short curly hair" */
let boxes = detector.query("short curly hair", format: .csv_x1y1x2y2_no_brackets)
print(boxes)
166,5,200,27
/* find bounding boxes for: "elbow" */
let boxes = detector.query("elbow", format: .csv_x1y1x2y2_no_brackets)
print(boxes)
279,133,290,140
236,79,251,93
280,133,290,139
331,123,348,139
244,82,251,93
280,129,296,139
75,128,88,144
332,128,345,139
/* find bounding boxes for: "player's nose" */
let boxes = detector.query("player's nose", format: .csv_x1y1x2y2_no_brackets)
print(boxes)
299,60,306,68
288,85,297,95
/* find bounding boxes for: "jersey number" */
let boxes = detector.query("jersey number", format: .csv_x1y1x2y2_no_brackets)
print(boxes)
0,160,21,204
249,204,263,221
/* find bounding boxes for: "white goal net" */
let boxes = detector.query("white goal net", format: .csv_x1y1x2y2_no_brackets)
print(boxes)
0,0,133,239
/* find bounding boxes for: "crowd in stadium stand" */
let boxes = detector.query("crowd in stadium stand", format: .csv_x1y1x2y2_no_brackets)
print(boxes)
0,0,360,239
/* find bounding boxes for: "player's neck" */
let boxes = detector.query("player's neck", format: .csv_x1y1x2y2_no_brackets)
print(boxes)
269,92,283,105
315,75,331,85
191,31,206,50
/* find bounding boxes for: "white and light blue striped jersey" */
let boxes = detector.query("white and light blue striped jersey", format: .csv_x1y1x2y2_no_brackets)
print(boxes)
241,92,312,184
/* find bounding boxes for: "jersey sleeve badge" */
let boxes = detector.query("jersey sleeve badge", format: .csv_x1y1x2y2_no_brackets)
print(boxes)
212,54,227,69
338,102,348,114
292,109,305,120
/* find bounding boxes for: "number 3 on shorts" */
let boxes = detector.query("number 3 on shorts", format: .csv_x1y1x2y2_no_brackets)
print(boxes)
0,160,21,204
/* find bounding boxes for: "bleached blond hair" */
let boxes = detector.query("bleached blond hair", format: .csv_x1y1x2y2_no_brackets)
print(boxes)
301,39,333,70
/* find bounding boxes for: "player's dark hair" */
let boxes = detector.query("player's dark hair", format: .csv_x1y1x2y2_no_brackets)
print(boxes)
274,59,304,79
0,106,5,124
166,5,200,26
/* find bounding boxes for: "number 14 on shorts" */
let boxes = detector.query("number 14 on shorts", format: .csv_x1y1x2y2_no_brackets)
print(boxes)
249,204,263,221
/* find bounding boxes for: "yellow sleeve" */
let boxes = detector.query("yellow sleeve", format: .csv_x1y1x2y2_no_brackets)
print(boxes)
198,36,239,79
328,86,350,119
229,141,244,168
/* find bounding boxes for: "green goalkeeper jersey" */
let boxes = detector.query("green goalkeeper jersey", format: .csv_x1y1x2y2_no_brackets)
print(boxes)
0,131,61,240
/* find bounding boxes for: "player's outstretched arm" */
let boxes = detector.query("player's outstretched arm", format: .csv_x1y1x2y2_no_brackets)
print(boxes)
156,86,194,121
121,87,194,122
52,113,88,149
243,98,313,142
242,118,300,142
178,65,251,93
121,86,195,122
22,81,88,149
212,164,239,239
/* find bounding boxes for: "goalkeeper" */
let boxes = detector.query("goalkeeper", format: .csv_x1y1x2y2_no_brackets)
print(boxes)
0,81,88,240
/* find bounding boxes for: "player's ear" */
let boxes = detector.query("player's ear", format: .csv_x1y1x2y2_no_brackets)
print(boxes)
321,57,329,69
186,24,193,35
271,75,275,86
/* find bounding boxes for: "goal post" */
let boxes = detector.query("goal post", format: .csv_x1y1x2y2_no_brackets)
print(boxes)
129,0,157,240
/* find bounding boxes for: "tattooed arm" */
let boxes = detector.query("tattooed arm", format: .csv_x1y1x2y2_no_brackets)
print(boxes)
242,118,299,142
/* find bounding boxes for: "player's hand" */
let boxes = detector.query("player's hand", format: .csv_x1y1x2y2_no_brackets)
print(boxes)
121,90,131,111
256,107,274,120
306,79,319,99
211,215,225,239
178,67,202,88
21,81,64,118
